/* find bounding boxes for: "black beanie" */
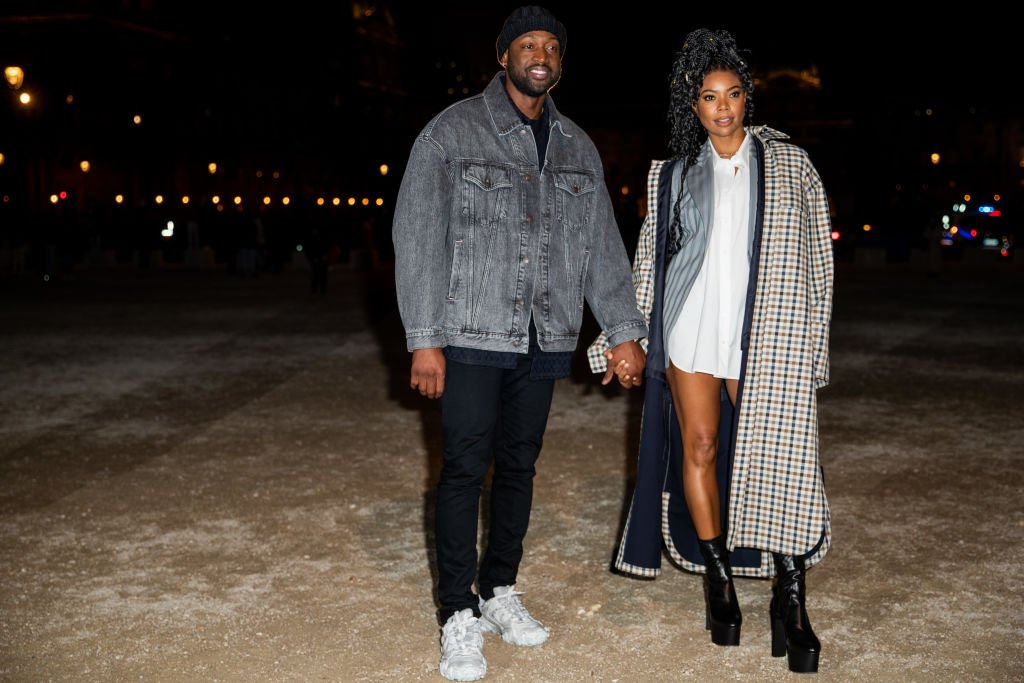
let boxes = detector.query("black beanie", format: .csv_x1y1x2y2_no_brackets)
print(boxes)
496,6,567,61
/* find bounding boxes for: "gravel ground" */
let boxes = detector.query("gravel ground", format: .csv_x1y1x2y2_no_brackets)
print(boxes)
1,265,1022,682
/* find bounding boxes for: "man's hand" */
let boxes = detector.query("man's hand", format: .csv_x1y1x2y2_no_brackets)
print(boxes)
411,348,446,399
602,340,646,388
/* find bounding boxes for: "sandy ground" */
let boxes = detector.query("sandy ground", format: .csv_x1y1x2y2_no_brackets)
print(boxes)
1,265,1022,682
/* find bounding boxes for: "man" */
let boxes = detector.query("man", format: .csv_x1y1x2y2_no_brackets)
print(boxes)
392,7,647,681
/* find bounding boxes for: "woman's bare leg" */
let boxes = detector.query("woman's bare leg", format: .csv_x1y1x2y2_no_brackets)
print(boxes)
666,365,724,539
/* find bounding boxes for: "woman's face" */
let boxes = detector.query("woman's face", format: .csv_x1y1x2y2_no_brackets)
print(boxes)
692,69,747,150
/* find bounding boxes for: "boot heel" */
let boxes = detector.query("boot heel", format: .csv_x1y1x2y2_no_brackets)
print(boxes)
787,646,820,674
771,553,822,673
770,611,786,657
704,574,740,645
709,619,741,646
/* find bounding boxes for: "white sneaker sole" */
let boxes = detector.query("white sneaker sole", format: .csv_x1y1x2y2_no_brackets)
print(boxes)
479,615,549,647
439,659,486,682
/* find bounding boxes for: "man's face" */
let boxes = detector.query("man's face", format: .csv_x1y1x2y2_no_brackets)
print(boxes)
502,30,562,97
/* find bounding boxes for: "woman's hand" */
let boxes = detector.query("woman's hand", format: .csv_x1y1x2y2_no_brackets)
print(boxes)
602,340,646,388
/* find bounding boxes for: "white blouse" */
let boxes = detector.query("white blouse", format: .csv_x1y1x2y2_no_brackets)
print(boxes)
667,134,752,380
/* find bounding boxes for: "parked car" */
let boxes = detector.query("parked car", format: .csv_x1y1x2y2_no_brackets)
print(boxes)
940,195,1013,257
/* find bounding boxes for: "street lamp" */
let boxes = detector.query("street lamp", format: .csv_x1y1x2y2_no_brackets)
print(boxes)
18,92,31,105
4,66,24,90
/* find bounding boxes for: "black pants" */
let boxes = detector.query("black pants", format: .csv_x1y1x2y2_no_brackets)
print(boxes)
436,356,555,623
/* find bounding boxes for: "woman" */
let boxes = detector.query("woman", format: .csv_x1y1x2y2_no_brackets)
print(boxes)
590,29,833,673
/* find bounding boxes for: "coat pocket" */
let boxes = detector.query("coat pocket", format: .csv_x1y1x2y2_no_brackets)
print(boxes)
447,239,464,301
576,249,591,319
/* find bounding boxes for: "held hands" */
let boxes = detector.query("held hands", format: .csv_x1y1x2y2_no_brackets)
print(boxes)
413,341,645,396
602,340,646,389
410,348,446,399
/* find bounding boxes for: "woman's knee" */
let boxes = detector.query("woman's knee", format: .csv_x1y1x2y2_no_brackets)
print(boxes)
683,429,718,467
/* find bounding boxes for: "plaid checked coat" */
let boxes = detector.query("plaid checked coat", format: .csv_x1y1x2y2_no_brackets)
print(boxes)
588,126,833,578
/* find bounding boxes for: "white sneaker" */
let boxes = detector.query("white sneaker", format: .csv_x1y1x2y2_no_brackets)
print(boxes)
479,585,550,646
439,608,486,681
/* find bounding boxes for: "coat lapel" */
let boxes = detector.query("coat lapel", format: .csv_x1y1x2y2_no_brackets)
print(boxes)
687,142,714,233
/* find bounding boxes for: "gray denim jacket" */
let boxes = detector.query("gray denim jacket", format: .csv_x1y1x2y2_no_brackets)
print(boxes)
393,74,647,353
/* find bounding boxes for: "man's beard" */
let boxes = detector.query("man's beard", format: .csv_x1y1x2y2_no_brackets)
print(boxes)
507,64,560,98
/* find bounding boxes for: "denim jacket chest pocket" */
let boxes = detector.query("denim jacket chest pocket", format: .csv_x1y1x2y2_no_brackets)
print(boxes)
553,170,596,231
462,162,514,226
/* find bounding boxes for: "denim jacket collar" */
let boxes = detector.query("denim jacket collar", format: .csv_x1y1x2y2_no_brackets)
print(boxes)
483,72,570,141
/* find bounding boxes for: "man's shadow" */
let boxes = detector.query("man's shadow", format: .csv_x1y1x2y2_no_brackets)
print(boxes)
363,268,449,620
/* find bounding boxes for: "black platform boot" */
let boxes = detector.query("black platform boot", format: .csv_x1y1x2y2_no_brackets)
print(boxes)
770,553,821,673
697,535,742,646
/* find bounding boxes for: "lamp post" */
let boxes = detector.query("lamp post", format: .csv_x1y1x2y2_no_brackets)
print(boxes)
80,160,91,209
5,66,43,213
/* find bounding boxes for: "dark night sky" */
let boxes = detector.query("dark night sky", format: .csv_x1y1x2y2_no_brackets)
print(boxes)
2,1,1021,246
394,3,1021,118
5,2,1020,144
136,1,1022,123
